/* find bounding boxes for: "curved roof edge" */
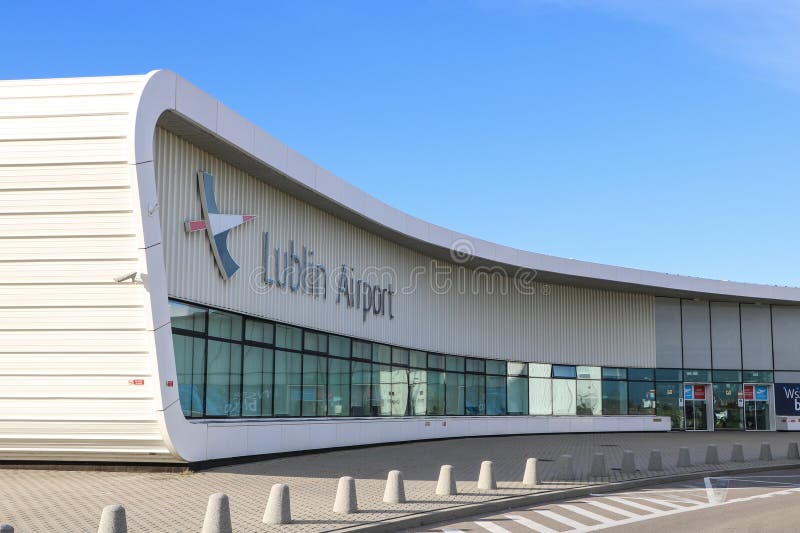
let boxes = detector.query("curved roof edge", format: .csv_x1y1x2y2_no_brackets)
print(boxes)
141,69,800,305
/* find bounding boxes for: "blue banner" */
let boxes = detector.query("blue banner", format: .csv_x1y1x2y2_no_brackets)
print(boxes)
774,383,800,416
684,384,693,400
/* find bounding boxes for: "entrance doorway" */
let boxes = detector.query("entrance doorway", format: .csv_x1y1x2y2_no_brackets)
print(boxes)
744,384,772,431
684,383,711,431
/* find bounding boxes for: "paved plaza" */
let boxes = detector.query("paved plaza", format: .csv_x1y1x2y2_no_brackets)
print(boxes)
2,431,800,532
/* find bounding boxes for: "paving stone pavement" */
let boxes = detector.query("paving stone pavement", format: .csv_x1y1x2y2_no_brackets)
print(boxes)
2,431,800,532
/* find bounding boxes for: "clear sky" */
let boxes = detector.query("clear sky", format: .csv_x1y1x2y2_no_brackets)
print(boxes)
4,1,798,286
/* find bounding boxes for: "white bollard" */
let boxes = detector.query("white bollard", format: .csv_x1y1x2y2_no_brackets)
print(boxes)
648,449,663,471
523,458,540,487
590,452,608,478
333,476,358,514
556,454,575,481
0,524,14,533
383,470,406,503
705,444,720,465
263,483,291,525
97,504,127,533
788,442,800,460
677,447,692,467
731,443,745,462
760,442,773,461
477,460,497,490
201,493,232,533
436,465,457,496
621,450,636,474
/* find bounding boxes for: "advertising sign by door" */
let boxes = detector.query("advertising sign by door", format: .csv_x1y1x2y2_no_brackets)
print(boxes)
693,384,706,400
775,383,800,416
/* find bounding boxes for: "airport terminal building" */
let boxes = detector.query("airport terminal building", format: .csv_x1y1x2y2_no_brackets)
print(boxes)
2,71,800,464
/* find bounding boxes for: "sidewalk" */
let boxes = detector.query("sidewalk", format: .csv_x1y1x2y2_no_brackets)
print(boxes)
2,431,800,532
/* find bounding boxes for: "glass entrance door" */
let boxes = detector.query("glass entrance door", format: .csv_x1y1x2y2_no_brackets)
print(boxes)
744,384,771,431
684,383,710,431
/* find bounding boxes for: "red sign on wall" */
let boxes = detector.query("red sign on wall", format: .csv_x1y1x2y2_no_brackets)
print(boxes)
744,385,754,400
693,385,706,400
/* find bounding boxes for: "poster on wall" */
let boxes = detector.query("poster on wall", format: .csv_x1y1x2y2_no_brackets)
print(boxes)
774,384,800,416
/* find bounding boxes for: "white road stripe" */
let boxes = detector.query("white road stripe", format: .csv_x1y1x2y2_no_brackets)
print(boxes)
559,504,616,524
584,500,640,518
535,509,591,530
604,496,664,513
441,529,463,533
505,514,559,533
476,521,512,533
636,497,693,510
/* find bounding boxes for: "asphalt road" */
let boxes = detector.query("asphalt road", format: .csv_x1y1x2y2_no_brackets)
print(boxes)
418,468,800,532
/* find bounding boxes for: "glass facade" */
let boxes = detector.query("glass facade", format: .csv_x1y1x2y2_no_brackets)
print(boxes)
169,300,779,427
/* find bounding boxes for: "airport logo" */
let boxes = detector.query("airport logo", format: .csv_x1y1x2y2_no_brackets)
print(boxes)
185,171,255,280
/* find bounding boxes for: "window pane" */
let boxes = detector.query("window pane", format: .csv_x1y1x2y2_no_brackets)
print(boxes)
529,377,552,415
427,371,445,415
486,375,507,415
350,361,372,416
245,319,274,344
302,354,327,416
742,370,773,383
328,335,351,358
242,346,273,416
206,340,242,416
577,366,600,380
170,301,206,332
390,367,409,416
602,380,628,415
172,333,205,417
372,363,392,415
553,365,577,379
577,380,601,415
713,383,743,429
445,372,465,415
628,368,655,382
373,344,391,364
392,348,409,366
602,367,627,380
275,325,302,350
208,310,243,341
628,381,656,415
655,368,683,381
352,340,372,360
529,363,551,378
508,362,528,377
303,332,328,353
466,374,485,415
466,358,485,374
656,381,684,430
446,355,465,373
428,354,445,370
410,350,427,368
712,370,742,383
553,379,577,415
409,370,427,415
684,369,711,382
327,358,350,416
507,376,529,414
274,350,302,416
486,360,506,375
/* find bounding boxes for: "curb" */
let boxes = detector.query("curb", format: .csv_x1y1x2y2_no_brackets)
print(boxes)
336,462,800,532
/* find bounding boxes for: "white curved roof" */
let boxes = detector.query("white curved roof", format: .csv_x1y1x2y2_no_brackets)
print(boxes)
142,70,800,305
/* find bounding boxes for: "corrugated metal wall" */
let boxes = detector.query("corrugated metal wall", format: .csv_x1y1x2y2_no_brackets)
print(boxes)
0,77,172,461
155,128,657,367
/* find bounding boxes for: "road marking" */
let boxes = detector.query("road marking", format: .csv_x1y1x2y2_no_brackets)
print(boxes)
535,509,590,530
505,514,559,532
583,500,640,518
632,497,690,510
559,504,615,524
441,529,463,533
476,521,511,533
604,496,664,513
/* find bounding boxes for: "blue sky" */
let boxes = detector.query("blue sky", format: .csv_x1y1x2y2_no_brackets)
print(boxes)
4,1,798,286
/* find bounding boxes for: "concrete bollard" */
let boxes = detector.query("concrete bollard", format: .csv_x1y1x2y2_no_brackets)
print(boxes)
201,493,232,533
788,442,800,460
477,461,497,490
333,476,358,514
97,504,127,533
383,470,406,504
263,483,291,525
677,447,692,467
760,442,773,461
705,444,720,465
556,454,575,481
523,458,540,487
436,465,457,496
648,449,663,471
0,525,14,533
731,442,745,462
621,450,636,474
590,452,608,478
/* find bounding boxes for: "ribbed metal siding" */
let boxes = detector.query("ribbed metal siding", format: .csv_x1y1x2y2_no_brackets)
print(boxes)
155,128,657,367
0,77,172,461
